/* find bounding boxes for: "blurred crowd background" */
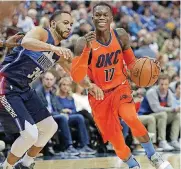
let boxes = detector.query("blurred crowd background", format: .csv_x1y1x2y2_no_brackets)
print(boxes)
0,1,180,158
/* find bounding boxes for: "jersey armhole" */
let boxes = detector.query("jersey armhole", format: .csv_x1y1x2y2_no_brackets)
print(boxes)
113,29,123,49
44,28,56,45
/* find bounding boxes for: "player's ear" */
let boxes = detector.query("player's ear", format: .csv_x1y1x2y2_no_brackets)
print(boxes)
51,20,56,29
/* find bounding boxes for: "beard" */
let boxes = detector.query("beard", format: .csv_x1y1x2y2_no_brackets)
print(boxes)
55,26,67,40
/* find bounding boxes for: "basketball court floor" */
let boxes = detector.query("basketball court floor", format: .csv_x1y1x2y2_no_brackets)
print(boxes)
35,152,180,169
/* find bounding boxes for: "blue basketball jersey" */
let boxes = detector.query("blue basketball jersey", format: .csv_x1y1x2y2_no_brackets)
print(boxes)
0,29,60,94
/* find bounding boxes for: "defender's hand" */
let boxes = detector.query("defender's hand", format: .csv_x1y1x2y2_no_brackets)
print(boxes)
88,83,104,100
5,33,24,48
84,31,96,48
51,45,73,61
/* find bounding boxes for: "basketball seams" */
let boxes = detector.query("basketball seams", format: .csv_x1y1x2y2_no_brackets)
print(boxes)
146,59,152,87
139,58,147,87
131,59,141,85
130,58,160,87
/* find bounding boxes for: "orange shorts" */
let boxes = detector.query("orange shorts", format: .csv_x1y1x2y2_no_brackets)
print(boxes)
88,83,133,143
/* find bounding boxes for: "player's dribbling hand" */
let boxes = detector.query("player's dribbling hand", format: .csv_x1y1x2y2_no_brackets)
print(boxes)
84,31,96,48
88,83,104,100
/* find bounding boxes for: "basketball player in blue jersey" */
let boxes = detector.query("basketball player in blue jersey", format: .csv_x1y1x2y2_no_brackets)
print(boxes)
0,10,80,169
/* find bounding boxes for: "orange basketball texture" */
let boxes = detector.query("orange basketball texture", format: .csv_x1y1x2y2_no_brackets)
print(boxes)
130,58,160,87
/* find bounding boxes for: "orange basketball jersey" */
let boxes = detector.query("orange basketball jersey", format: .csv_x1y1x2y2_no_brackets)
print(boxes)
88,29,128,90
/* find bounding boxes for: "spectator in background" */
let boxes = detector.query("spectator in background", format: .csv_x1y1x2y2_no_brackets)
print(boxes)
134,33,156,58
62,3,72,13
128,14,143,36
157,8,173,30
6,14,23,38
17,7,35,32
28,9,38,26
169,74,180,93
116,14,130,32
36,72,80,156
160,39,176,63
72,84,91,114
138,74,180,151
134,88,157,151
120,1,135,17
39,16,50,29
172,82,180,109
139,7,157,31
57,77,96,155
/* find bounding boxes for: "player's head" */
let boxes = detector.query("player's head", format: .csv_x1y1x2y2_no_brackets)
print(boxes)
158,74,170,94
50,10,73,39
42,71,56,89
92,2,113,31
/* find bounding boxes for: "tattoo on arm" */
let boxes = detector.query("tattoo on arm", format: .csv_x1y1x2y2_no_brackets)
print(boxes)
116,28,130,51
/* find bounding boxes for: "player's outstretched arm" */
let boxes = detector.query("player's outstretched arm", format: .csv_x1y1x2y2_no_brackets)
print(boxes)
21,26,72,59
116,28,136,69
70,31,96,83
21,26,52,51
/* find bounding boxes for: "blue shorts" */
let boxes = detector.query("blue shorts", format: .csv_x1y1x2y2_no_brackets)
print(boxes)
0,89,51,134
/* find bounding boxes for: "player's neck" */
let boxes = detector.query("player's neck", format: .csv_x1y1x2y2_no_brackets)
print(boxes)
96,29,111,44
49,28,63,45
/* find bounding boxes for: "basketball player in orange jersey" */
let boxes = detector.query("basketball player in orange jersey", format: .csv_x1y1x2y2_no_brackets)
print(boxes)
70,2,173,169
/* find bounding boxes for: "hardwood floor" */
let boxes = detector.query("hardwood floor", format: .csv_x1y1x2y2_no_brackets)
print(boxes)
35,153,180,169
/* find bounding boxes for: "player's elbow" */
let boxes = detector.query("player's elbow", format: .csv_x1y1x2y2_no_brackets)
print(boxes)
71,69,87,83
71,72,86,83
70,65,88,83
21,38,30,49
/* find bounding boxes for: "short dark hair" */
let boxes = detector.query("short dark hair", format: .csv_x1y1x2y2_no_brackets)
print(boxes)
158,73,170,82
93,2,112,14
50,10,71,23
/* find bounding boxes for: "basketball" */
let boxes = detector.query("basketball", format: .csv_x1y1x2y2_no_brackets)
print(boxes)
130,58,161,87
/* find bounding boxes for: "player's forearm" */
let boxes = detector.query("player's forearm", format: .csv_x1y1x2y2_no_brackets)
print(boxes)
21,38,53,52
70,47,91,83
123,48,136,69
58,60,71,75
79,76,93,89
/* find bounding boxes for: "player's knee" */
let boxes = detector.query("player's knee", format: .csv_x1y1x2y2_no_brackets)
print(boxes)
21,123,39,144
39,116,58,135
49,118,58,135
124,115,138,125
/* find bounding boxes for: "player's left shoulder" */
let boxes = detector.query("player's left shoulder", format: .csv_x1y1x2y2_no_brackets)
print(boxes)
115,28,130,50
